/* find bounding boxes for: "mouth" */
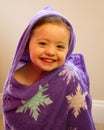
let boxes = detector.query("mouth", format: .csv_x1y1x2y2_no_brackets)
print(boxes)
40,57,57,63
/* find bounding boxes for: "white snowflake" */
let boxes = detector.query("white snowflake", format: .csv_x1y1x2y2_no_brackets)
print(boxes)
59,62,80,85
66,84,88,118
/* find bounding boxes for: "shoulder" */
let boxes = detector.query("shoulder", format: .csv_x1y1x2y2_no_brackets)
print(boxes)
66,53,90,87
58,61,80,85
58,53,90,91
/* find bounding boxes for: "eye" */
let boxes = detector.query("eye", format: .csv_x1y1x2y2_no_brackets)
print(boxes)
57,44,65,49
38,42,46,46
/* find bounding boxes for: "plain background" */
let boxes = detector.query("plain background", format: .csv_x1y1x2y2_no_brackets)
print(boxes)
0,0,104,100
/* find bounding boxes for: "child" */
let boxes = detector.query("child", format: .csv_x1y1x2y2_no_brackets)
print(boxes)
2,6,96,130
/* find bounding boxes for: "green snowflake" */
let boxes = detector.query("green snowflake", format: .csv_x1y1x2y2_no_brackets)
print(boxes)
16,84,53,120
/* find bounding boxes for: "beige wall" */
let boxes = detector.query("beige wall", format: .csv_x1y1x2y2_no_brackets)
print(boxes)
0,0,104,100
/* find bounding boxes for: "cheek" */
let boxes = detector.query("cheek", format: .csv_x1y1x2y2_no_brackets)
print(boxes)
59,52,67,62
29,49,37,59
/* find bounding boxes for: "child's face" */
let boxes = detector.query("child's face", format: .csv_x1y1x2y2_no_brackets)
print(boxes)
28,23,70,73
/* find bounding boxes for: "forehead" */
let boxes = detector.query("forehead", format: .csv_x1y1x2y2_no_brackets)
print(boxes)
31,23,70,39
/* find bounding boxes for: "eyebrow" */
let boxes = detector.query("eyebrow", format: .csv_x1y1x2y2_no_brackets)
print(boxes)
37,38,66,44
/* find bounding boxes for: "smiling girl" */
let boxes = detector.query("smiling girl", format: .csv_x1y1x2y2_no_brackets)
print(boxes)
2,6,95,130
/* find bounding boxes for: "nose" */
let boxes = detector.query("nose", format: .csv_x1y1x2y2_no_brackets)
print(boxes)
45,45,56,56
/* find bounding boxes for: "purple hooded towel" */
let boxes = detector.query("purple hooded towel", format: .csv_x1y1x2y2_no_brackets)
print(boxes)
2,6,95,130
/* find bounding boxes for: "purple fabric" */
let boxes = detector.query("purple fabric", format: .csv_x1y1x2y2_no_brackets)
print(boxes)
2,6,95,130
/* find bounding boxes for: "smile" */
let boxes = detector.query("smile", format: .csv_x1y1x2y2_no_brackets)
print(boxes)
40,58,56,63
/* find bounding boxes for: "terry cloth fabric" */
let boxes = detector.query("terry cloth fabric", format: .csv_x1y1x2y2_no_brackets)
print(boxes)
2,6,96,130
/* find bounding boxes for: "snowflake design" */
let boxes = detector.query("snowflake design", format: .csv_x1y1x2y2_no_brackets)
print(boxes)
58,62,80,85
66,84,88,118
16,84,53,120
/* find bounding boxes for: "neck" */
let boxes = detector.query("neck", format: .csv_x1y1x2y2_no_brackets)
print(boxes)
25,63,45,83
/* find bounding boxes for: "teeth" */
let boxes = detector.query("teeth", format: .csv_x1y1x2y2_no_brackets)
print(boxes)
42,58,55,63
44,59,53,62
